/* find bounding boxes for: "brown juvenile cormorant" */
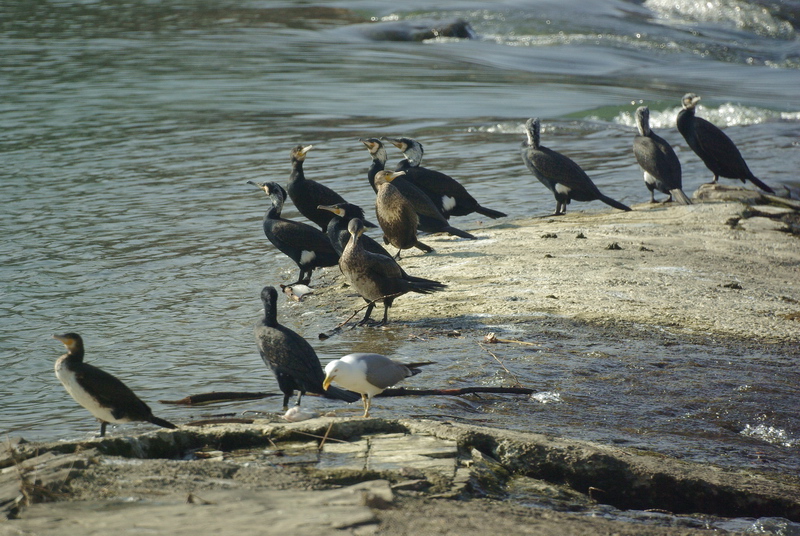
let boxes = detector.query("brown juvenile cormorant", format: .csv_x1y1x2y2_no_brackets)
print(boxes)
676,93,775,194
339,218,446,326
323,353,430,417
384,136,507,219
255,286,360,408
360,138,476,239
521,118,632,216
633,106,692,205
53,333,176,437
374,170,433,256
286,145,375,230
248,180,339,286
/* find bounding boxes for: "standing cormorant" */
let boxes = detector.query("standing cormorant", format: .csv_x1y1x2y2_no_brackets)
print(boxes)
255,286,360,408
339,218,446,326
384,136,507,219
520,118,632,215
676,93,775,194
374,170,433,257
633,106,692,205
286,145,374,230
318,202,397,260
53,333,177,437
248,180,339,286
323,353,430,417
360,138,476,239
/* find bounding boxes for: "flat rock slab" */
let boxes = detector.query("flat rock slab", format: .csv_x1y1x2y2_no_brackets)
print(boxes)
7,480,392,536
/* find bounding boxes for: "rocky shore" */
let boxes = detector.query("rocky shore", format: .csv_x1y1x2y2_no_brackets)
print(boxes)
3,186,799,535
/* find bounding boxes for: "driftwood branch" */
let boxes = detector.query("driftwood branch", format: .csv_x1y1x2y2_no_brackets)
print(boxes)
377,386,533,397
160,392,277,406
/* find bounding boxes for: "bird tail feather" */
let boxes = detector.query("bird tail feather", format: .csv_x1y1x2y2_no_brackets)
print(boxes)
407,277,447,294
598,195,632,212
324,385,362,403
475,206,508,219
747,176,776,194
445,226,477,239
670,189,693,205
149,416,178,429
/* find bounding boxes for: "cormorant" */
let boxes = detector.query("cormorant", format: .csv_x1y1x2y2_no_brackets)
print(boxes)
317,202,397,260
360,138,476,239
248,180,339,286
520,118,632,215
53,333,176,437
374,170,433,256
676,93,775,194
633,106,692,205
384,136,507,219
255,286,360,408
286,144,375,230
339,218,446,326
323,353,430,417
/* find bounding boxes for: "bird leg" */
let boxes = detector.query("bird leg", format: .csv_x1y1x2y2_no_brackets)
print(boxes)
357,303,376,326
295,391,304,406
661,193,674,204
99,421,107,437
362,394,372,418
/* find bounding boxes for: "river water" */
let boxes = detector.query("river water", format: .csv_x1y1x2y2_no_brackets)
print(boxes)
2,0,799,513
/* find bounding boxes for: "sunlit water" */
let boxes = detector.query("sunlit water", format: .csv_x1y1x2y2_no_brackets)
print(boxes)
2,3,799,525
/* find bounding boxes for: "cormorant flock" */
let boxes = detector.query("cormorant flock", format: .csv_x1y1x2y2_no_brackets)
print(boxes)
54,94,779,434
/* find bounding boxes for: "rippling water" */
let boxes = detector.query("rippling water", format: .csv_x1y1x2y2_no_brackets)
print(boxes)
2,0,799,498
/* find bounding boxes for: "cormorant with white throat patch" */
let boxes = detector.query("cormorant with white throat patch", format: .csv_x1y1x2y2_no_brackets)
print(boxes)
633,106,691,205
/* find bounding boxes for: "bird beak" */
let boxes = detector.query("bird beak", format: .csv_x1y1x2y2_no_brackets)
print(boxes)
384,171,406,182
322,374,333,391
317,204,341,216
384,138,405,151
247,180,266,192
53,334,71,350
300,145,313,156
693,96,701,105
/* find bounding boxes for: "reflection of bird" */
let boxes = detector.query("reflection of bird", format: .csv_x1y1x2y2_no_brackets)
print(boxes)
255,286,360,409
633,106,691,205
248,181,339,286
676,93,774,194
53,333,176,437
384,136,507,219
339,218,446,326
323,353,431,417
360,138,475,238
521,118,631,216
374,170,433,257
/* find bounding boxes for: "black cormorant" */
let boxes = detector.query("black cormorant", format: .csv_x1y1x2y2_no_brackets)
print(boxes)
255,286,360,408
248,180,339,286
521,118,632,215
360,138,476,239
633,106,692,205
53,333,176,437
384,136,507,219
676,93,774,194
318,202,397,260
286,144,374,230
339,218,446,326
323,353,429,417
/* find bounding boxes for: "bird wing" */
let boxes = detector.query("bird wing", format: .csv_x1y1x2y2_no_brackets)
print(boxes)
529,147,600,194
692,117,749,176
73,364,152,418
268,219,336,254
633,134,682,188
360,354,411,389
363,250,404,279
255,325,327,388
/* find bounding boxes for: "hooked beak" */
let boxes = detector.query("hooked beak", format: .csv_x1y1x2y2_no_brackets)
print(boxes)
322,374,334,391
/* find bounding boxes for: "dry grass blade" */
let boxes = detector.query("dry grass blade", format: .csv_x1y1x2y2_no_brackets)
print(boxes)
478,342,523,388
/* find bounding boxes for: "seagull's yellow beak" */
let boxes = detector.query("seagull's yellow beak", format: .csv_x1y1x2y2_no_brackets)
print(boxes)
322,374,334,391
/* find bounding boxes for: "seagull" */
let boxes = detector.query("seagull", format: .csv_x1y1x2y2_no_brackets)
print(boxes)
322,353,431,417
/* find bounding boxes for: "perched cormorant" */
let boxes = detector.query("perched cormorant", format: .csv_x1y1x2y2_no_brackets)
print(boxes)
633,106,692,205
360,138,476,239
339,218,446,326
286,145,374,230
374,170,433,256
317,202,397,260
676,93,775,194
255,286,360,408
248,180,339,286
53,333,176,437
384,136,507,219
521,118,632,215
323,353,430,417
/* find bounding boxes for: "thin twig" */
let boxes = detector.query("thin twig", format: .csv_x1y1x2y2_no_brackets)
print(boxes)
317,421,335,452
478,342,523,388
319,292,405,339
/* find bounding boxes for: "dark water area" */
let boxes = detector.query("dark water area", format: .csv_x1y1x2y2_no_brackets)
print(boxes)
2,3,799,523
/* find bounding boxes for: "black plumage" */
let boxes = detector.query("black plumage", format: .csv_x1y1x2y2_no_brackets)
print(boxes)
318,202,397,261
286,144,374,230
520,118,632,216
53,333,176,437
254,286,360,408
384,136,507,219
339,219,446,326
249,180,339,286
676,93,774,194
360,138,476,239
633,106,692,205
374,170,433,257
